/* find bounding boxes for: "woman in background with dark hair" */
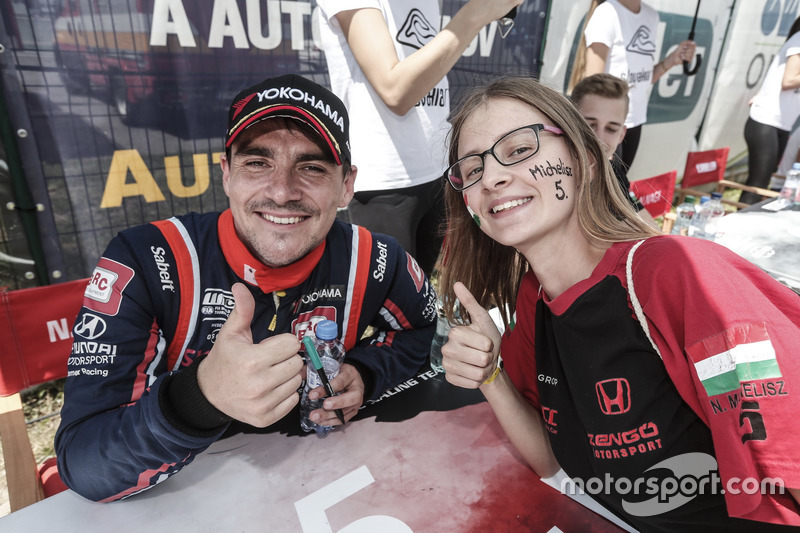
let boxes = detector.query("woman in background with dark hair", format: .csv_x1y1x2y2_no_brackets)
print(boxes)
741,16,800,204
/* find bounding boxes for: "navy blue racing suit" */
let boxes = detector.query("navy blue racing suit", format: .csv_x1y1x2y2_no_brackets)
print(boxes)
55,210,436,501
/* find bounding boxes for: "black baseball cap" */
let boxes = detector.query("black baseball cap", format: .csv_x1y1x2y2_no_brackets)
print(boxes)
225,74,351,166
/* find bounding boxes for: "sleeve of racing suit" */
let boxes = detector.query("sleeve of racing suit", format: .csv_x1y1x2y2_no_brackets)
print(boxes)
343,239,437,400
55,229,228,502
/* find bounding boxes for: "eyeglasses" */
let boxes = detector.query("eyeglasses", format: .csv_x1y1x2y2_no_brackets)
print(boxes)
444,124,564,191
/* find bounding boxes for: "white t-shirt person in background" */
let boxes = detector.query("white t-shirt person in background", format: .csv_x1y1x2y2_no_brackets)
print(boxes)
317,0,522,274
581,0,695,171
742,16,800,204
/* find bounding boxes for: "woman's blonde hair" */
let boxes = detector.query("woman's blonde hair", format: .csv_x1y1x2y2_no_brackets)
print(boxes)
438,76,659,329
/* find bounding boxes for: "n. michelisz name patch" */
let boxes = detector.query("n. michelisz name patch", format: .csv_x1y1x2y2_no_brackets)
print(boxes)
687,323,781,397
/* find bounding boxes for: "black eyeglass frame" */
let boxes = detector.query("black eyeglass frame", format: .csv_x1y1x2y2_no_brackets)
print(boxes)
443,123,564,191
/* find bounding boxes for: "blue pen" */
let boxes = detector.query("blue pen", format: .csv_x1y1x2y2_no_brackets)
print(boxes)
302,336,346,425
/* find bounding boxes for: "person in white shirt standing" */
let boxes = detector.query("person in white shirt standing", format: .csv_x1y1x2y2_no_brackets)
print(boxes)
742,16,800,205
316,0,522,274
571,0,695,172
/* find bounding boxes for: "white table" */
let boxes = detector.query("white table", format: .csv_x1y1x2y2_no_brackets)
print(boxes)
714,200,800,293
0,371,626,533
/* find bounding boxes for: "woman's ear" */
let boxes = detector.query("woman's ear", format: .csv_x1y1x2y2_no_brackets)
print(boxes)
586,152,604,183
586,150,598,170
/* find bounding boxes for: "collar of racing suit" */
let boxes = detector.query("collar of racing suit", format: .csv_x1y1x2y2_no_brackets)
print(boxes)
217,209,325,294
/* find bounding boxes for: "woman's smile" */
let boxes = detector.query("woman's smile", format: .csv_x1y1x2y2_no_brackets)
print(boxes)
490,196,533,215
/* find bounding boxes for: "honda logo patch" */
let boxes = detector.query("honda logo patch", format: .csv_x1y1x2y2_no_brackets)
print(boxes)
596,378,632,415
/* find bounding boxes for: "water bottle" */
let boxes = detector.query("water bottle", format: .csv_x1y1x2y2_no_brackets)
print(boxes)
688,196,709,238
702,192,726,240
691,192,726,240
300,320,346,438
670,195,697,236
778,162,800,206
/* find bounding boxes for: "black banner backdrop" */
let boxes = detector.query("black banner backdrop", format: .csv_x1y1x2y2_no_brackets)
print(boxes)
0,0,547,288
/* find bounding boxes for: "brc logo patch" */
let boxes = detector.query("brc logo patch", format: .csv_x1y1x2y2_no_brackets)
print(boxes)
83,257,134,316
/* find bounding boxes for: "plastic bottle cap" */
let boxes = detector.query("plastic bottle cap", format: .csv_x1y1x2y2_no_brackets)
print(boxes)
711,192,723,199
793,162,800,170
315,320,338,341
684,195,696,203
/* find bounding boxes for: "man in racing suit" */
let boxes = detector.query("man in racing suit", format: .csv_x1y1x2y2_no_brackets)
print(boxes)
55,74,437,502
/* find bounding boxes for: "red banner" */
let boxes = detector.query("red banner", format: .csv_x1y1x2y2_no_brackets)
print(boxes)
631,170,677,218
0,278,87,395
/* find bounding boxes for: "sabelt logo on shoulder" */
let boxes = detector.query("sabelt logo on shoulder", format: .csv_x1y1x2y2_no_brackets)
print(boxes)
84,257,135,316
257,86,345,133
373,240,389,282
151,246,175,292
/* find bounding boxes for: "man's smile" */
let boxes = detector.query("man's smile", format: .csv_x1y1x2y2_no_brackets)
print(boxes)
261,213,308,225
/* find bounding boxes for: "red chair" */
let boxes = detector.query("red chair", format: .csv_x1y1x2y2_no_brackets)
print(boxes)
630,170,677,219
0,278,88,511
675,147,777,208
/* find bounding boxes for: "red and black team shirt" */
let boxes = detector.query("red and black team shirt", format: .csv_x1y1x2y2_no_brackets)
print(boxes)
503,237,800,531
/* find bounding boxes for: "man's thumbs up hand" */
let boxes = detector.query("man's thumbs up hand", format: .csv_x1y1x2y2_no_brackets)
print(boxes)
197,283,304,427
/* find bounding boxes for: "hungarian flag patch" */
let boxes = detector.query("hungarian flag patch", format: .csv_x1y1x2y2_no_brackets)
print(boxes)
686,323,782,397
